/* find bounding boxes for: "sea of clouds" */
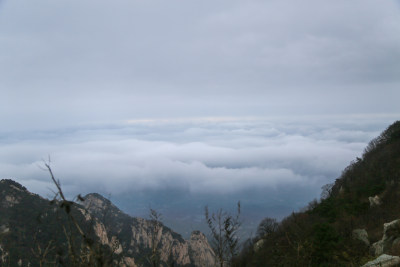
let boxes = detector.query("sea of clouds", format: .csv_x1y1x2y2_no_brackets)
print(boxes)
0,116,391,199
0,115,397,236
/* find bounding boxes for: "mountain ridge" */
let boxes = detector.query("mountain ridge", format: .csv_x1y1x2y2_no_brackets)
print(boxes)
0,179,215,266
234,120,400,266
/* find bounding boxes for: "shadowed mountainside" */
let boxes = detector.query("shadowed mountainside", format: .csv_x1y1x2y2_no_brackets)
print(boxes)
0,180,215,266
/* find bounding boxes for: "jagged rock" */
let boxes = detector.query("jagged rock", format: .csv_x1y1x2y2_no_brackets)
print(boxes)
189,230,216,267
93,220,110,245
371,219,400,256
83,193,215,267
0,225,9,234
362,254,400,267
0,244,9,263
369,195,382,207
127,216,192,265
352,229,370,246
371,240,384,256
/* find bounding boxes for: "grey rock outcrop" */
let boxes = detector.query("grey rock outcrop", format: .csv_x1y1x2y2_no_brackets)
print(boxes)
362,254,400,267
83,193,215,267
129,217,191,265
0,180,27,208
352,229,370,246
369,195,382,207
371,219,400,256
188,231,216,267
0,225,9,234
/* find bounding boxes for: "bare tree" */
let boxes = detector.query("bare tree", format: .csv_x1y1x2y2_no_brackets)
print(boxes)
31,232,56,267
205,202,241,267
320,183,334,200
256,217,278,239
43,160,110,266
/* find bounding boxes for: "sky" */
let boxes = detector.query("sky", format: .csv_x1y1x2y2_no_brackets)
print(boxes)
1,0,400,234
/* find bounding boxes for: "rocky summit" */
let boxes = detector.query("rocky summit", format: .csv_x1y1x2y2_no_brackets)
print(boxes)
0,179,214,266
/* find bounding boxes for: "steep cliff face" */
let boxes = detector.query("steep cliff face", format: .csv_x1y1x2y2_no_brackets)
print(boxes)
188,231,216,267
83,193,215,267
0,180,215,267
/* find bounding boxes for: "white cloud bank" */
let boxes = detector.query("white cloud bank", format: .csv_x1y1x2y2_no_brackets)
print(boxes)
0,116,392,200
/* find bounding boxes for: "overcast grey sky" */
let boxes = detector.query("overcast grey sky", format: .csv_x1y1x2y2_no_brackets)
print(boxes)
1,0,400,223
1,0,399,130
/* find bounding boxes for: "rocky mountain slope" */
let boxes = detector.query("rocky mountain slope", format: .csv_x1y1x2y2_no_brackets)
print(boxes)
82,193,215,267
0,180,215,266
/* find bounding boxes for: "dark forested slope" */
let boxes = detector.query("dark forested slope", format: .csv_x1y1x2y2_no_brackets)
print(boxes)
235,121,400,266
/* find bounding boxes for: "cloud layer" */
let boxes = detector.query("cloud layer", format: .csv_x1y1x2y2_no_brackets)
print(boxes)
0,116,391,200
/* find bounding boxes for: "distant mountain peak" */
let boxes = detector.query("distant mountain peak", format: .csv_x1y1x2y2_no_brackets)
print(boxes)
82,192,124,218
84,192,109,202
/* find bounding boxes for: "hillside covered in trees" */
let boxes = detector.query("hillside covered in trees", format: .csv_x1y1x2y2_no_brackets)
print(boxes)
234,121,400,266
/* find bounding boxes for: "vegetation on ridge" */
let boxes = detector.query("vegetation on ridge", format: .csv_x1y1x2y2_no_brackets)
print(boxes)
233,121,400,266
